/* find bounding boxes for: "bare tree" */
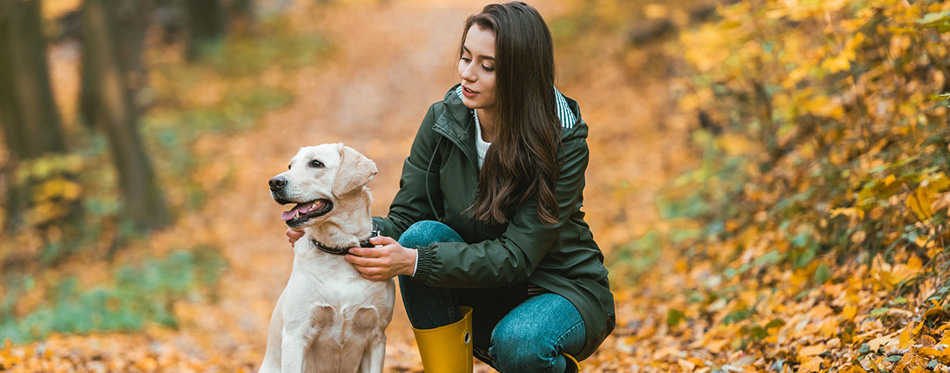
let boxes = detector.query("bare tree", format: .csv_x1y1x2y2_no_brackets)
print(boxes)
0,0,68,229
79,0,170,230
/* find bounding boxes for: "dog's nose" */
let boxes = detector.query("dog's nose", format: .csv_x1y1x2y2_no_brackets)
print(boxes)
269,176,288,191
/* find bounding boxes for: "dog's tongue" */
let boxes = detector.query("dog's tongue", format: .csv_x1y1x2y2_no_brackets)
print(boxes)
281,202,314,221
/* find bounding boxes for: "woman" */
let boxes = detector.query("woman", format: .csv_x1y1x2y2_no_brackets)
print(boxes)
290,2,614,372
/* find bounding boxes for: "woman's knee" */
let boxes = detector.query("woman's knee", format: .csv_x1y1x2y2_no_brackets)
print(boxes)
398,220,462,248
489,322,558,371
488,294,586,372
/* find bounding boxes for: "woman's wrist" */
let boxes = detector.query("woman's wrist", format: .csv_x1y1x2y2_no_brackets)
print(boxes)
409,247,418,277
397,245,417,277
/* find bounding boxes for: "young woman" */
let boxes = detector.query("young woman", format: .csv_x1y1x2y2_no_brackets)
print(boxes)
289,2,614,372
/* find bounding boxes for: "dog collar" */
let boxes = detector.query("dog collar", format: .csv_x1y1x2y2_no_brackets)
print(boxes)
310,227,379,256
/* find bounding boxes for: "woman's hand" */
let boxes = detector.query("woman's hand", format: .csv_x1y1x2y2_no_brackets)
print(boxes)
286,228,304,246
345,236,417,281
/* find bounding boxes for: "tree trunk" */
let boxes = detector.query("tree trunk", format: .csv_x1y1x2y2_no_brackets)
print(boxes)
183,0,228,58
0,0,66,158
0,0,68,229
80,0,170,230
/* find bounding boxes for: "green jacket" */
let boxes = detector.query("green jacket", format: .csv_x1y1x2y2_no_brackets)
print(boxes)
374,84,615,360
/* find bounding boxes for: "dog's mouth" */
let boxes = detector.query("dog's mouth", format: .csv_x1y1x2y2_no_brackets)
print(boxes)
279,199,333,226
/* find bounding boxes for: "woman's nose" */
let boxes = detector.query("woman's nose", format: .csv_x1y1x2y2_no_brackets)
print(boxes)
461,64,476,82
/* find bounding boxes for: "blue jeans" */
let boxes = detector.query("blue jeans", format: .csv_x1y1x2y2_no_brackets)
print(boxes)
398,220,586,373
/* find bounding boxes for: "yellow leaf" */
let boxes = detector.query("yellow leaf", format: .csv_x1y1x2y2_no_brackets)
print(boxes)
913,320,925,336
918,347,943,358
895,351,926,372
831,207,864,219
820,318,840,337
846,364,867,373
883,174,897,186
42,0,82,20
900,326,913,348
924,173,950,191
907,255,922,271
821,54,851,73
717,133,753,156
842,305,858,320
909,174,950,220
907,189,932,220
802,94,844,118
1,338,10,360
644,4,668,19
799,356,823,372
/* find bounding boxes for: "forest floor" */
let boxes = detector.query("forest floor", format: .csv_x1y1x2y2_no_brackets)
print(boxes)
7,0,949,372
3,0,691,371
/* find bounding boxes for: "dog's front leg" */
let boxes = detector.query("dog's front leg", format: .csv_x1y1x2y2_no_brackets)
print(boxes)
280,322,311,373
259,290,287,373
283,305,336,372
359,333,387,373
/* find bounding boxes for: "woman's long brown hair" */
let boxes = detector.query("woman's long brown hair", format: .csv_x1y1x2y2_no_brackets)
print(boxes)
464,2,562,226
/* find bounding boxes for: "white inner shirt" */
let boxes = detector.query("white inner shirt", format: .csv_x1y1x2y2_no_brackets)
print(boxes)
474,109,491,168
455,85,577,170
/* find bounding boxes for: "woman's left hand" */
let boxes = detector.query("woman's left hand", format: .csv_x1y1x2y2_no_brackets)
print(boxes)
345,236,417,281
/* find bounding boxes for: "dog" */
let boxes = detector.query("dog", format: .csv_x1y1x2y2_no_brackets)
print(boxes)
260,143,395,373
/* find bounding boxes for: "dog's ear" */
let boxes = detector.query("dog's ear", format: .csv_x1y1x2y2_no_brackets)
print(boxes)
332,143,378,198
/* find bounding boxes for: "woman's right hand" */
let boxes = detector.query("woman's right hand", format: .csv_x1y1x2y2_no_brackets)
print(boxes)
286,228,304,246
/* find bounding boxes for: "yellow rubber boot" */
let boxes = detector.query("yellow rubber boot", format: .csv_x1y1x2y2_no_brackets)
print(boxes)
563,353,581,373
411,306,473,373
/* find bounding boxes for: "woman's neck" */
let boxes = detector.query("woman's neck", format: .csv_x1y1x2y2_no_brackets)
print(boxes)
477,108,496,142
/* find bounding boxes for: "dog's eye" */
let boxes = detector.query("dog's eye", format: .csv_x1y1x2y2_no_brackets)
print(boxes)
309,160,325,168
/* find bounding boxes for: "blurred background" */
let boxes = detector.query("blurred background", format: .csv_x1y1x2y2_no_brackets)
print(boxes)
0,0,948,371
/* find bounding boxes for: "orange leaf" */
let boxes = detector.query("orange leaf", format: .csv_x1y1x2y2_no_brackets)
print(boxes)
801,344,826,357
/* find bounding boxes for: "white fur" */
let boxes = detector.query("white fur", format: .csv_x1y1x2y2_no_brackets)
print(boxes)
260,144,395,373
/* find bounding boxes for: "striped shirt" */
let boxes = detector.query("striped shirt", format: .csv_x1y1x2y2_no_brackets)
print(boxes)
454,86,576,168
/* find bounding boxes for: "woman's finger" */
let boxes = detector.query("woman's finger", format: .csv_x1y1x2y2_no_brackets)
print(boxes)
286,228,304,246
370,235,397,246
346,253,374,267
347,246,383,258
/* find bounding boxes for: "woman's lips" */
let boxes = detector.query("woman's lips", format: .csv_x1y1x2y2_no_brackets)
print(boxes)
462,86,477,98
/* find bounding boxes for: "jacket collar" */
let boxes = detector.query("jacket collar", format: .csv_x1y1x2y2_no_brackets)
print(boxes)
434,84,475,143
431,84,478,167
434,84,585,140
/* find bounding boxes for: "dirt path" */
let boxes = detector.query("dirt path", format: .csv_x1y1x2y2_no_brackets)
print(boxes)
164,2,503,370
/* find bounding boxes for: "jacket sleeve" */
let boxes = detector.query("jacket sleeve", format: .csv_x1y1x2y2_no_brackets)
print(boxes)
373,103,444,239
413,126,591,287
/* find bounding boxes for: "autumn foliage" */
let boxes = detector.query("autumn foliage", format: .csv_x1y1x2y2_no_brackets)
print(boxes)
597,0,950,371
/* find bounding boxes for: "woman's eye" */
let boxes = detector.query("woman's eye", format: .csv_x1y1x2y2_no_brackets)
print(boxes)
461,56,471,62
309,160,324,168
483,65,495,72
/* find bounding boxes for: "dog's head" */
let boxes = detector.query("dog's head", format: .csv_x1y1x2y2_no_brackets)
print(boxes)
268,143,377,228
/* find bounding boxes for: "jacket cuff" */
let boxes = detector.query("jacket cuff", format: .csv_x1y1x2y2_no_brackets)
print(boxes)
412,244,435,282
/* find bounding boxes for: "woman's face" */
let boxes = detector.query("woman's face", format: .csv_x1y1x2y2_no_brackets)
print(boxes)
458,25,497,112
